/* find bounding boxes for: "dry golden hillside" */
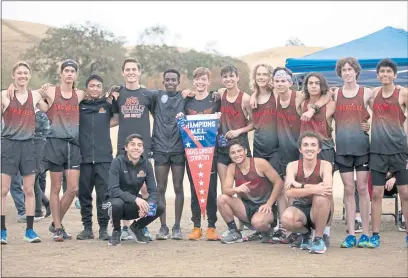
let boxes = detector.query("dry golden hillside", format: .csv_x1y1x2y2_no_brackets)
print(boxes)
2,19,51,61
239,46,324,70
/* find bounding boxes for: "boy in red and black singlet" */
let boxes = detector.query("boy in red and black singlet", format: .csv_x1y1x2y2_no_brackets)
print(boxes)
217,139,284,244
273,67,333,178
332,57,373,248
368,59,408,248
216,65,254,190
176,67,221,241
35,60,88,242
300,73,336,167
244,64,291,243
282,131,333,254
1,61,48,244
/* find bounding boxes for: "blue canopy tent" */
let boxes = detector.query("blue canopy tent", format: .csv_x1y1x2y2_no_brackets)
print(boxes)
285,26,408,87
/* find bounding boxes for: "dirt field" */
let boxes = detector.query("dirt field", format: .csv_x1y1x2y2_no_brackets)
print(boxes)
1,169,407,277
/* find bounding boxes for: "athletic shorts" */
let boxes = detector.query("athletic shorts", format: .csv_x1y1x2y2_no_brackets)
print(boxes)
371,168,408,186
241,199,277,227
254,151,283,177
336,154,369,173
43,138,82,172
292,202,331,230
153,152,186,166
1,138,36,176
34,138,47,174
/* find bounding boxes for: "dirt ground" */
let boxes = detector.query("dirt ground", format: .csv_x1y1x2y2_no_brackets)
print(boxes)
1,169,407,277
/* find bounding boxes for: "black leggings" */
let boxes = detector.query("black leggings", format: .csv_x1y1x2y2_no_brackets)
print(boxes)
108,198,164,231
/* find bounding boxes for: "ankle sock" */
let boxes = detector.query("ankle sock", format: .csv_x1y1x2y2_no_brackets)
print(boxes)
26,216,34,231
227,220,238,231
324,226,331,236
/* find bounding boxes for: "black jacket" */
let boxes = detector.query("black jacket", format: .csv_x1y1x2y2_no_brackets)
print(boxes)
79,98,113,164
107,154,157,204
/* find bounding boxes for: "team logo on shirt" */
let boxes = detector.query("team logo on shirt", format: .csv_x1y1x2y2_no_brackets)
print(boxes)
121,96,145,118
137,170,146,177
99,107,106,113
161,94,168,104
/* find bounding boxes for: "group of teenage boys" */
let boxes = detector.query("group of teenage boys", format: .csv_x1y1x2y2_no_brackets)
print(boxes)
1,55,407,254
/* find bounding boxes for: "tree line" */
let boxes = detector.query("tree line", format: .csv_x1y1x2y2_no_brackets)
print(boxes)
3,22,250,93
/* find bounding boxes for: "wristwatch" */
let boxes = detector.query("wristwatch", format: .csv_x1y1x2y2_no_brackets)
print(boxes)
311,103,320,114
301,184,305,189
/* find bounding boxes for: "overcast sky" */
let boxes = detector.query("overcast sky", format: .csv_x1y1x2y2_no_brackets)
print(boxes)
2,1,407,57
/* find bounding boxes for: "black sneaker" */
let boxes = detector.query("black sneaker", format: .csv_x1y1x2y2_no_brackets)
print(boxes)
355,220,362,233
288,233,303,248
98,228,111,241
221,229,243,244
261,228,275,244
61,226,72,240
53,228,64,242
271,228,288,244
130,222,149,243
108,230,121,246
76,228,95,240
247,231,263,241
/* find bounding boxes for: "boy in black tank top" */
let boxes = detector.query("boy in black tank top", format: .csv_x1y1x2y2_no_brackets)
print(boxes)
368,59,408,248
2,61,48,244
217,139,284,244
282,131,333,254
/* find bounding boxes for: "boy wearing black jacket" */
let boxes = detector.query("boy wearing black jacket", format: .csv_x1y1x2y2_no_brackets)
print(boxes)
104,134,164,246
76,75,114,241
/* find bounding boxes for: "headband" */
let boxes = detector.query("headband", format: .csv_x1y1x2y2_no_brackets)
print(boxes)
61,61,78,72
274,70,293,83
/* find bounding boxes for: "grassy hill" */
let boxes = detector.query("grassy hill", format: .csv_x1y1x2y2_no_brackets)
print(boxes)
239,45,324,70
2,19,324,76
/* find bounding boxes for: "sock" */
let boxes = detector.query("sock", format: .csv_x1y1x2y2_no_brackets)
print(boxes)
227,220,238,231
355,216,362,222
373,232,380,237
26,216,34,231
1,215,6,230
324,226,331,236
173,224,180,229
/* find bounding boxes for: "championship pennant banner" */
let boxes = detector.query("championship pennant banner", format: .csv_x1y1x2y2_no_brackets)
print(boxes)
177,114,218,217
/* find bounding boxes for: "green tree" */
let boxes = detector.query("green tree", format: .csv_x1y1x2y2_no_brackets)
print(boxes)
21,22,127,90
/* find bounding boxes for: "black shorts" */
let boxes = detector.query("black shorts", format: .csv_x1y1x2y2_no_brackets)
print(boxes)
371,168,408,186
336,154,369,173
43,138,82,172
217,150,252,166
1,138,37,176
254,151,283,177
34,138,47,174
369,153,407,174
153,152,186,166
241,199,277,227
292,202,331,230
319,149,337,172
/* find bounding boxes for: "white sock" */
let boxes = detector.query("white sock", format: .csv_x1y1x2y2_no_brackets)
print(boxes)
324,226,330,236
355,216,362,222
402,214,405,222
